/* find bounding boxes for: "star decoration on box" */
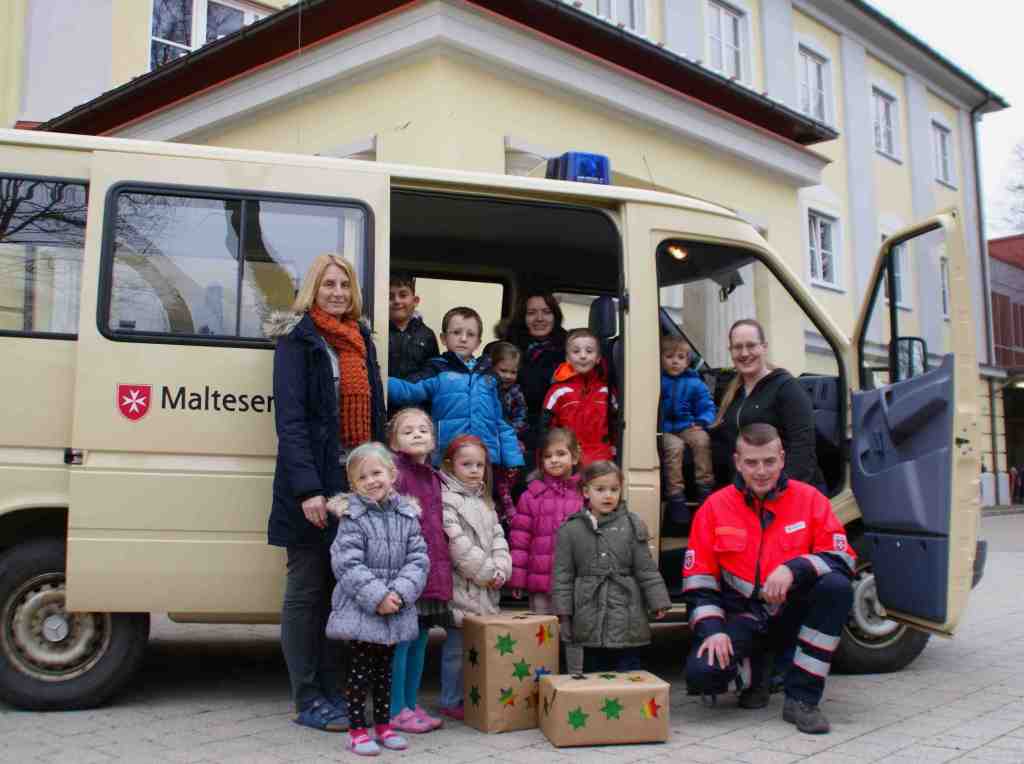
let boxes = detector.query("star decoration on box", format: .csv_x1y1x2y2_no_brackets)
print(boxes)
600,697,624,720
467,647,479,666
469,685,481,706
599,673,618,680
495,633,517,656
535,623,555,646
533,666,552,682
567,706,589,730
499,687,517,707
512,658,531,681
641,697,662,719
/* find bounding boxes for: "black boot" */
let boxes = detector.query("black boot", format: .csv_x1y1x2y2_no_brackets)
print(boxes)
694,483,715,508
783,696,831,734
738,649,772,709
662,495,691,536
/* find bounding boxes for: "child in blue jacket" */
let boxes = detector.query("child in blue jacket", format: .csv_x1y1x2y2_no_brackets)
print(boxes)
659,336,716,531
388,307,525,472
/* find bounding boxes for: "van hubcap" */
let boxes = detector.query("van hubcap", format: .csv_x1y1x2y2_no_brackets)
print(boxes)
1,573,111,681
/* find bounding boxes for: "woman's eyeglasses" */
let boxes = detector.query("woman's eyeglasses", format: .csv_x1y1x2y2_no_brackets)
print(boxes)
729,342,762,353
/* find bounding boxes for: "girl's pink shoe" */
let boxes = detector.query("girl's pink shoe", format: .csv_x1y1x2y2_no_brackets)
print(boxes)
414,705,443,730
391,708,432,734
438,704,464,721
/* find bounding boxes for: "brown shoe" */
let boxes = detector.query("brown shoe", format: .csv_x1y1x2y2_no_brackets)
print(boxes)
782,696,830,734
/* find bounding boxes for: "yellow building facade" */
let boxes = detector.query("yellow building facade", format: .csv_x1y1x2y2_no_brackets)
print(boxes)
6,0,1011,494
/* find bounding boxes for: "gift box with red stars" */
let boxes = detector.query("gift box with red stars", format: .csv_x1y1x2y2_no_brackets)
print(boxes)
462,613,560,733
538,671,670,747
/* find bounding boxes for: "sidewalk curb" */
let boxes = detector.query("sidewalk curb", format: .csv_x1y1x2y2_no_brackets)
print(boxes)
982,505,1024,517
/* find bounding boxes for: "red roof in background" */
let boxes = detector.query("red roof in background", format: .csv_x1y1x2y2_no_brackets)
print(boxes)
38,0,837,146
990,234,1024,271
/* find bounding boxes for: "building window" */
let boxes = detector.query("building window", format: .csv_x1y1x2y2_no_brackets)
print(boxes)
707,1,743,80
881,234,909,308
872,87,898,158
808,211,838,287
933,122,954,185
596,0,645,34
151,0,266,70
940,256,950,318
798,46,827,122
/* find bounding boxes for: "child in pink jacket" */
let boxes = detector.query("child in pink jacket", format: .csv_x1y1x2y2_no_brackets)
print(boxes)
509,428,583,613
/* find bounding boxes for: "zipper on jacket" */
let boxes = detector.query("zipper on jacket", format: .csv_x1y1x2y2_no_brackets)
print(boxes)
753,499,767,598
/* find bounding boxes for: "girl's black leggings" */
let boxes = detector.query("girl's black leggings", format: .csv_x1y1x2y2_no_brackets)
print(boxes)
344,641,396,729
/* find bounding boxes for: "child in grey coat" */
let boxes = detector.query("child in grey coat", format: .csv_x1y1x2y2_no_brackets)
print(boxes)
327,443,429,757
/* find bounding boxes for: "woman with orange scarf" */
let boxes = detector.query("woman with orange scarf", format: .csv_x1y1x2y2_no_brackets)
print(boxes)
266,254,386,733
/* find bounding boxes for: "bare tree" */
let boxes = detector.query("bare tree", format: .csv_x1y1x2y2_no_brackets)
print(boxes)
1005,141,1024,232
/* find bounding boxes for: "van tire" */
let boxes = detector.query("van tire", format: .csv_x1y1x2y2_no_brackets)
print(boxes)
0,538,149,710
832,534,930,674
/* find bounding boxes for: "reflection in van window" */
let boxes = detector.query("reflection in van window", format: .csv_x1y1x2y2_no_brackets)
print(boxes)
107,191,366,340
0,177,86,335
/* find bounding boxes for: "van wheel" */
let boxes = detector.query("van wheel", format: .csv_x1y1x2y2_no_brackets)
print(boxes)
832,562,930,674
0,538,149,710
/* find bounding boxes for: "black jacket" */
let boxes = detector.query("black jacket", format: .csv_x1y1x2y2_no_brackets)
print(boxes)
503,327,567,457
713,368,824,489
267,312,386,548
389,316,440,381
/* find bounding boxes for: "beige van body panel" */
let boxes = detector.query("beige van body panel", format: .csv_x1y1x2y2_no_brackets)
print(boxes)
63,148,388,613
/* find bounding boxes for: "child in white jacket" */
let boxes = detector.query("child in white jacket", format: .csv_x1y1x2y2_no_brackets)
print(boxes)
438,434,512,720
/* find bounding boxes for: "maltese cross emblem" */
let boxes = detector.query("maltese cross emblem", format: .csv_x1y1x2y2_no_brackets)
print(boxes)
117,384,152,422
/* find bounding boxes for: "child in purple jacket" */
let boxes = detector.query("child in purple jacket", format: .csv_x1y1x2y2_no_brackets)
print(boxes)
508,428,584,614
388,408,452,733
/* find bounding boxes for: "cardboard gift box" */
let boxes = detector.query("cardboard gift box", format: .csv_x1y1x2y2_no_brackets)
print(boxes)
462,613,560,733
539,671,670,747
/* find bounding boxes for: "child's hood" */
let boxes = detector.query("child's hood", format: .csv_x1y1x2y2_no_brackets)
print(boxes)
440,471,486,499
327,491,421,519
552,359,607,384
528,473,581,498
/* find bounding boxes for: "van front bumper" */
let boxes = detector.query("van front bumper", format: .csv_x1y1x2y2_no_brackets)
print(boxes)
972,539,987,589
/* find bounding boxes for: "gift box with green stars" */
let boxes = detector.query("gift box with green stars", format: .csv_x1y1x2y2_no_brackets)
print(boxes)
538,671,670,747
462,613,559,733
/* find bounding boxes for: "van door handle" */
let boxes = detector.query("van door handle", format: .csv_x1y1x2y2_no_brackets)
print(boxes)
64,448,83,465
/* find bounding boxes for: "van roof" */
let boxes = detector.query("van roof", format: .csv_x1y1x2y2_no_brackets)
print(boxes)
0,128,740,221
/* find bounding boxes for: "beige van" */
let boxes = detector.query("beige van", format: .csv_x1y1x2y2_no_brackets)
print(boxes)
0,129,982,710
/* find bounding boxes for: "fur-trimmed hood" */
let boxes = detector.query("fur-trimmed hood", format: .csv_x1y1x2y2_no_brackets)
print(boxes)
262,310,373,342
327,491,421,519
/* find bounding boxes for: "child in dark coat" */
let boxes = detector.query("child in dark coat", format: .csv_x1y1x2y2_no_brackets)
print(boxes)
326,443,429,756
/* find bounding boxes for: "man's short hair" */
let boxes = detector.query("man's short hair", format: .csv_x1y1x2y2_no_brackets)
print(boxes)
737,423,781,450
390,271,416,291
441,306,483,335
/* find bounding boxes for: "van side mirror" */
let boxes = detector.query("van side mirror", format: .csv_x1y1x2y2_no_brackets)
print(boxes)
589,296,618,339
895,336,928,380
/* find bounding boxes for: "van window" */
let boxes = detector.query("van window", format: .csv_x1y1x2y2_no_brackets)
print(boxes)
103,189,367,342
0,176,87,337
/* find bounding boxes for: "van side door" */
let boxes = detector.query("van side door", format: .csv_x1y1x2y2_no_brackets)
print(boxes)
850,210,980,636
65,149,387,615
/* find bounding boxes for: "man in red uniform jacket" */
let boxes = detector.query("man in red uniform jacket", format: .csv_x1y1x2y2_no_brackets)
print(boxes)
683,423,854,734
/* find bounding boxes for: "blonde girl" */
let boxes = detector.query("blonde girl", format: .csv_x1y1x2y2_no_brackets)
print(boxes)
325,443,428,756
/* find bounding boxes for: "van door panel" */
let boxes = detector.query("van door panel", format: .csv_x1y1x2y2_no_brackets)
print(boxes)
66,151,387,614
851,211,979,636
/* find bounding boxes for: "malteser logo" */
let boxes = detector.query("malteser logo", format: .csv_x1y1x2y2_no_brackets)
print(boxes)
117,384,152,422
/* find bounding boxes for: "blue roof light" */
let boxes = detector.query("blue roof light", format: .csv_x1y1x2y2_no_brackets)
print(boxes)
545,152,611,185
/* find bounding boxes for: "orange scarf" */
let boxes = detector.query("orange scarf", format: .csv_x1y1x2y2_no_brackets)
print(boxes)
309,306,372,448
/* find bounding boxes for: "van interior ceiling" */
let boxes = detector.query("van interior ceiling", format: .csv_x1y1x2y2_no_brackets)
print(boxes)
389,190,621,302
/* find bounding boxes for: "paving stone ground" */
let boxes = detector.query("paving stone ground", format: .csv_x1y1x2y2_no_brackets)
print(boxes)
3,515,1023,763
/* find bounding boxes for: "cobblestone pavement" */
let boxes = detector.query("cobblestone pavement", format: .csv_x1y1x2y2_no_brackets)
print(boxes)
3,515,1024,763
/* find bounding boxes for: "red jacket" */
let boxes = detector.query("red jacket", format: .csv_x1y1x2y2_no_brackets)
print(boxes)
683,477,855,640
542,362,615,466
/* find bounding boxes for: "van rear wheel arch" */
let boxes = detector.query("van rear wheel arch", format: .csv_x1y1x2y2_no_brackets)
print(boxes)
0,537,149,710
0,506,68,555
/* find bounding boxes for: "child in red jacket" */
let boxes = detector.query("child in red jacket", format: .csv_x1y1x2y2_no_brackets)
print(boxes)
509,428,584,613
541,329,616,466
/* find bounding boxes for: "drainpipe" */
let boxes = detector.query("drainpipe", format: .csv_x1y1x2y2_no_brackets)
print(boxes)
971,96,1000,499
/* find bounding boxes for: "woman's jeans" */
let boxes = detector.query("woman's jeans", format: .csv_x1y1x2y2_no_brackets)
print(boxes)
281,545,343,713
440,626,463,708
390,625,431,718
